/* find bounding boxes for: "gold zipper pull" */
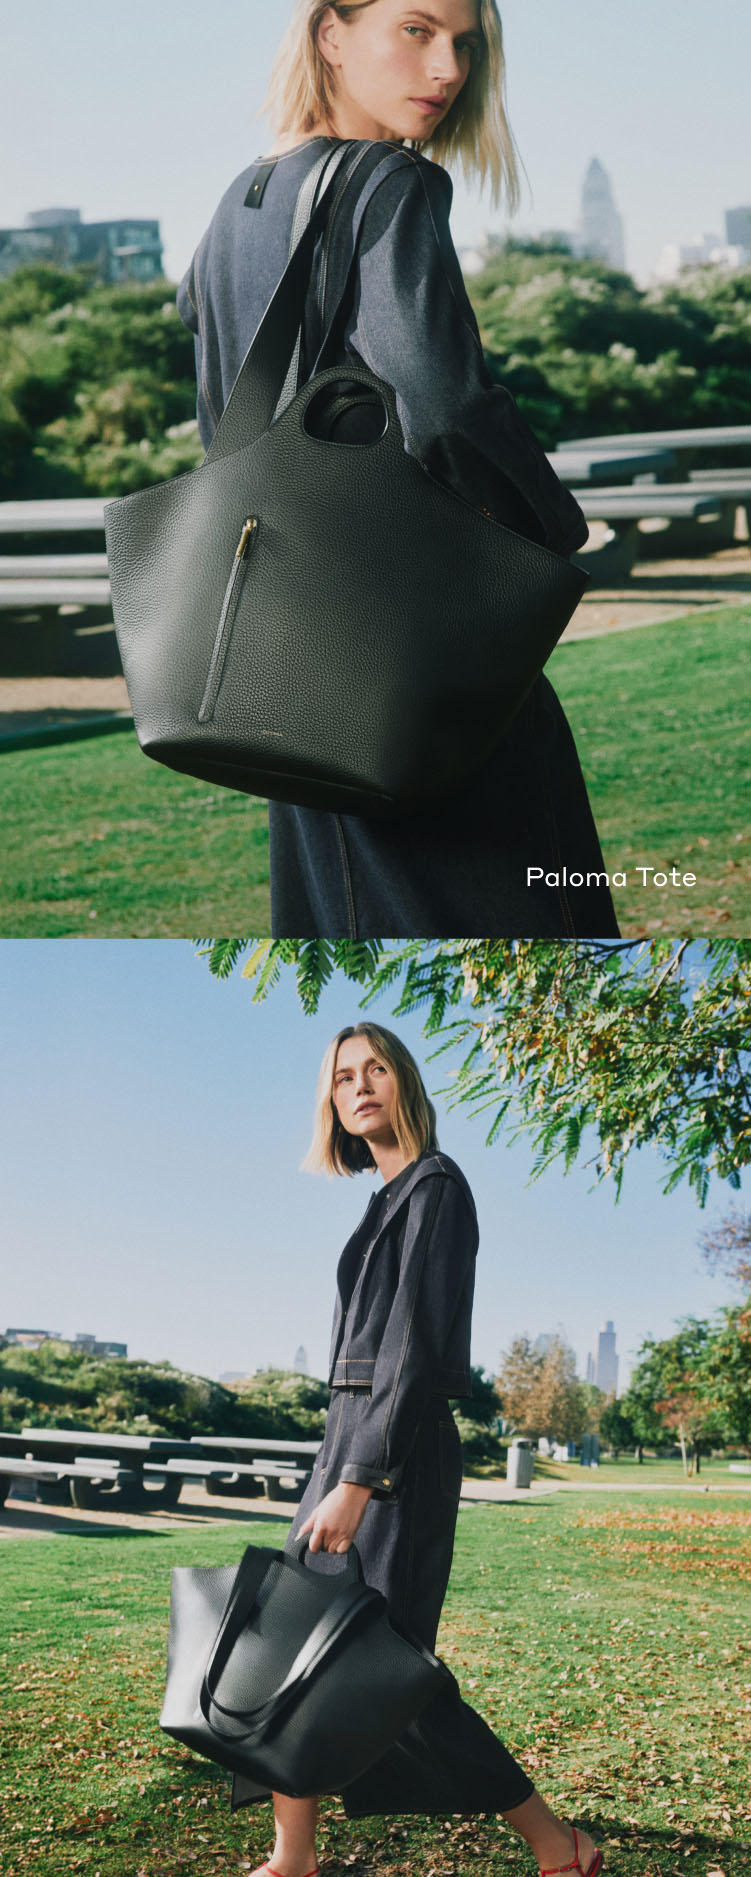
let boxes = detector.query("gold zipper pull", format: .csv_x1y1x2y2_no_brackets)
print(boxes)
236,517,258,559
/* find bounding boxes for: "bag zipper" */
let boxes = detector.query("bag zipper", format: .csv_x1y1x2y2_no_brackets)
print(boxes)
198,517,258,724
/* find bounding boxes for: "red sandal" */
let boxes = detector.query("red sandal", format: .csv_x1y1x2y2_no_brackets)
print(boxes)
266,1867,320,1877
540,1826,604,1877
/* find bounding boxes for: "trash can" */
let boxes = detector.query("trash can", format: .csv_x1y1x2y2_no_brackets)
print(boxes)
507,1438,534,1489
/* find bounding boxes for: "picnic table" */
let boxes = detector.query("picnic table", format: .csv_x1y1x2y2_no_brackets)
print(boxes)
573,484,732,577
547,447,677,486
0,1426,321,1514
555,425,751,559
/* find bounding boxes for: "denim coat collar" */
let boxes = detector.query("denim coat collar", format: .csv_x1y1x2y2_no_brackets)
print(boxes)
327,1150,473,1382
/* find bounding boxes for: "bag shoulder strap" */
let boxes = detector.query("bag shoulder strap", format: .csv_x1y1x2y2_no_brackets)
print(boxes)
273,142,352,422
204,140,352,467
312,144,417,374
203,142,412,468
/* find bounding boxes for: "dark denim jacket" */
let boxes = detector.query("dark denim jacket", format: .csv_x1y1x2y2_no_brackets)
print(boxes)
176,137,588,558
326,1150,478,1501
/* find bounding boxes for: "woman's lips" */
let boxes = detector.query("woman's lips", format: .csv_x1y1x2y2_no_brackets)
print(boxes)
412,98,445,113
355,1103,381,1115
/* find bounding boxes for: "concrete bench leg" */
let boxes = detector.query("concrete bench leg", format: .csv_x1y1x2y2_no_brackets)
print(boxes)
0,1475,12,1509
35,1478,74,1506
69,1475,142,1512
262,1475,305,1504
573,522,640,585
0,611,121,679
205,1472,266,1499
136,1475,183,1509
636,505,736,559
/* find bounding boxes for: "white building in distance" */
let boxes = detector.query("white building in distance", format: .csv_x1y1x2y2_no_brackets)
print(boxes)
655,219,751,281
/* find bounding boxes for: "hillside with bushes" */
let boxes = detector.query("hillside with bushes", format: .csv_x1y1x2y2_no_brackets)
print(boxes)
2,246,749,497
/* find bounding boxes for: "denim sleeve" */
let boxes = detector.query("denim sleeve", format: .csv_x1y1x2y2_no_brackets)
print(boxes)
175,246,221,451
338,1174,477,1502
176,259,199,336
347,158,588,558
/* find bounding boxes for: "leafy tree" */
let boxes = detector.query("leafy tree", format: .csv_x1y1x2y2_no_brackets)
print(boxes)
495,1333,586,1443
701,1302,751,1447
699,1208,751,1291
466,244,751,446
599,1394,640,1459
0,263,200,498
449,1363,502,1426
0,1346,326,1442
195,938,751,1206
3,247,751,496
623,1320,732,1474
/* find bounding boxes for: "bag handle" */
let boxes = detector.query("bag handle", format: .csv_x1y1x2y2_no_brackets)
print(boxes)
199,1536,381,1742
272,143,351,423
203,142,401,468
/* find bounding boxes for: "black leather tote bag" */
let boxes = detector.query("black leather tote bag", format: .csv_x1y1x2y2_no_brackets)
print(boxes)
105,142,588,817
159,1534,449,1796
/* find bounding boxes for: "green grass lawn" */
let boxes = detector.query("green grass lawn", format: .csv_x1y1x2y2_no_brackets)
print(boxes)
532,1455,744,1488
549,604,751,936
0,733,270,936
1,1491,749,1877
0,604,749,936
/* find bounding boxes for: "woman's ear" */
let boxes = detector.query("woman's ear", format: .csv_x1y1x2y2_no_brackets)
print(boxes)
316,5,343,70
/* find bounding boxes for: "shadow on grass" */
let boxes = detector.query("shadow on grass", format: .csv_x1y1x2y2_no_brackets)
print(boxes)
0,1498,298,1540
47,1781,748,1875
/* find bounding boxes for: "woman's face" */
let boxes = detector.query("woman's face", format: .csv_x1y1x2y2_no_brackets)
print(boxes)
317,0,482,143
331,1035,398,1146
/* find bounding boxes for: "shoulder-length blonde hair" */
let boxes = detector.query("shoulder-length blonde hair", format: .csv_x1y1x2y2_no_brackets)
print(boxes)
303,1021,438,1175
262,0,521,213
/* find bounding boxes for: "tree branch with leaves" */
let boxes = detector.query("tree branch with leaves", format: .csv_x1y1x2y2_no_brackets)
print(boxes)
195,938,751,1207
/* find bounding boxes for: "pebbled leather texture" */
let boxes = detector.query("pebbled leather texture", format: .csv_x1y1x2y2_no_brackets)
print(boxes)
105,147,587,815
160,1538,448,1795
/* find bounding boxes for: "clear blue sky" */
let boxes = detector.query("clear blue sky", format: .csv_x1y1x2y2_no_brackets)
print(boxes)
1,941,743,1391
2,1,750,285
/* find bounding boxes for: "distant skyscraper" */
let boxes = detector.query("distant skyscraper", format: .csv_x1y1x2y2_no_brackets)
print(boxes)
294,1344,309,1374
725,206,751,253
586,1320,619,1395
576,159,626,270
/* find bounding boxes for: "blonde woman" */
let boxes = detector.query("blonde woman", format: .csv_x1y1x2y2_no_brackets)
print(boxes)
231,1022,604,1877
177,1,619,942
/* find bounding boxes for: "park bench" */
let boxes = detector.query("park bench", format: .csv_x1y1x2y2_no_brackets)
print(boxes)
187,1434,321,1501
0,1426,320,1514
0,498,114,675
555,424,751,559
573,485,731,579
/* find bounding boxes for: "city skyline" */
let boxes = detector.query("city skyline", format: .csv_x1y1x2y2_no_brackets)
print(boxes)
3,0,751,289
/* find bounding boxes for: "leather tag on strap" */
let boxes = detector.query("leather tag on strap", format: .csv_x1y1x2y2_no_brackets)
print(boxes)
245,161,277,209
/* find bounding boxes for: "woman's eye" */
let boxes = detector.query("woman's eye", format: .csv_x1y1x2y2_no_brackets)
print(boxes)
404,23,428,37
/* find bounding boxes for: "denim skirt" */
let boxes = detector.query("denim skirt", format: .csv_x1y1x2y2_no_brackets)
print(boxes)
231,1388,533,1818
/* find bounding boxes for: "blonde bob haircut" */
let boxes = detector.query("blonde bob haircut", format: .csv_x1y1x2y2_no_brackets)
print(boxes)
262,0,521,213
303,1022,438,1176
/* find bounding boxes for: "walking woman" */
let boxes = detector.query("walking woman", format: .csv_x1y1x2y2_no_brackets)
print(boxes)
232,1022,604,1877
177,0,620,941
